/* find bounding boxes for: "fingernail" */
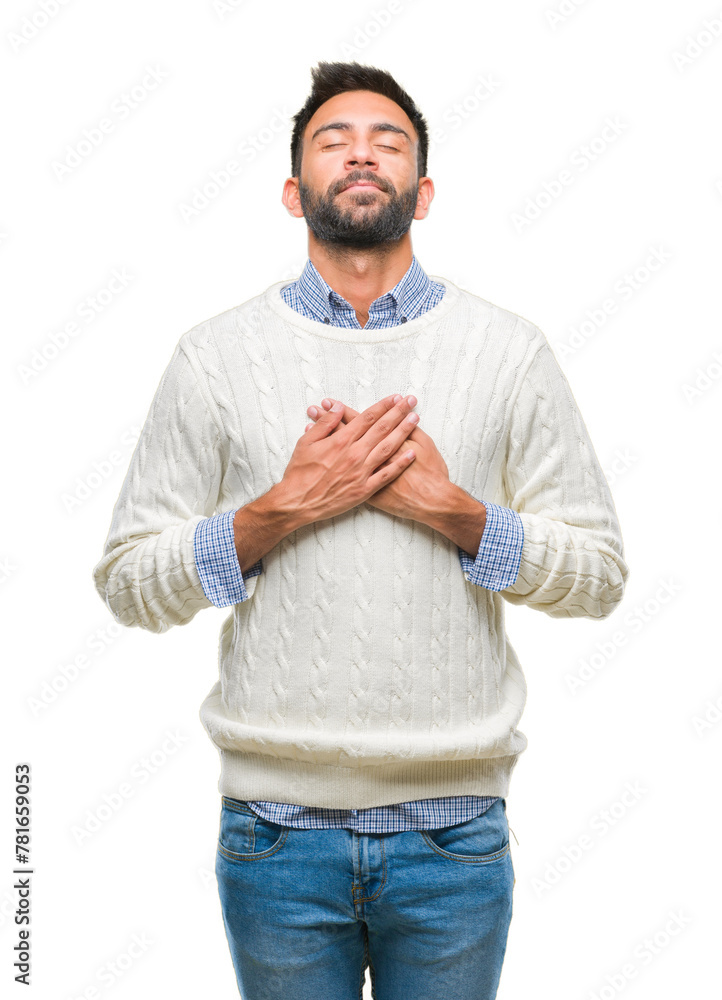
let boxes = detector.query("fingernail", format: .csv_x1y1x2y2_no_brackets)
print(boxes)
307,405,318,418
407,395,417,407
393,393,402,403
331,401,343,412
322,398,331,408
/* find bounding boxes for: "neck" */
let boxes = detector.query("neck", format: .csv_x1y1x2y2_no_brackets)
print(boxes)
307,232,414,325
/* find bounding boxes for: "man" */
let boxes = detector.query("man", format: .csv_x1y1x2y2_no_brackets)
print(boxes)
93,61,629,999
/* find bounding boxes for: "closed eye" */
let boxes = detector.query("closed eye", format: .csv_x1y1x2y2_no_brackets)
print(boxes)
323,143,399,151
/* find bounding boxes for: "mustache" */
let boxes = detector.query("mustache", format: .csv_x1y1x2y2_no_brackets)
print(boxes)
335,174,391,195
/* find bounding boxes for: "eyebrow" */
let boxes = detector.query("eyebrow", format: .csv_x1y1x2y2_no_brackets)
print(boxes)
311,121,412,143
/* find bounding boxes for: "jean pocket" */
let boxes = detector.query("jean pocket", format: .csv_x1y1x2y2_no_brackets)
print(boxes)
420,798,510,864
217,797,289,861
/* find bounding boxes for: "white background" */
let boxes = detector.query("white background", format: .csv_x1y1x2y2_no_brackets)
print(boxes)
3,0,721,997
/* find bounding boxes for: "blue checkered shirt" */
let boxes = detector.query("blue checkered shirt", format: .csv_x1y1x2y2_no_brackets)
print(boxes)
194,255,524,832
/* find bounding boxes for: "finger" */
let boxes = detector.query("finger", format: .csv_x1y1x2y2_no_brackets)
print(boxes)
306,401,347,422
367,446,416,491
311,398,354,424
349,393,418,449
322,393,400,415
307,401,339,417
315,394,410,438
302,400,345,439
312,399,423,452
310,394,409,430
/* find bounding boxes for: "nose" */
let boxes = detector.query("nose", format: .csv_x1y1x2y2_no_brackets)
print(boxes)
344,134,378,170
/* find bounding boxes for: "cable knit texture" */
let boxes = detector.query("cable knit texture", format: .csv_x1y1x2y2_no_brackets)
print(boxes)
92,276,628,808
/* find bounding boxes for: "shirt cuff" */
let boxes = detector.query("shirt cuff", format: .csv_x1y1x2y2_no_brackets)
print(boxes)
193,509,262,607
458,501,524,591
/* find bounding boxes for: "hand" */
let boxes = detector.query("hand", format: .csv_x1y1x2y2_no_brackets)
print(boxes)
304,396,451,521
280,393,421,527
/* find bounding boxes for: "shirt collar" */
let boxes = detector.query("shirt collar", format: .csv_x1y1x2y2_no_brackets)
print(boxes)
296,254,432,325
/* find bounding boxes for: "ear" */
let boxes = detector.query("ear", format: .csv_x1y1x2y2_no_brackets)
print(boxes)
282,177,305,219
414,176,435,220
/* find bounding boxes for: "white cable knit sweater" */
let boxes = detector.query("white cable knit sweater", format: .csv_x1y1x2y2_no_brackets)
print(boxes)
92,276,628,808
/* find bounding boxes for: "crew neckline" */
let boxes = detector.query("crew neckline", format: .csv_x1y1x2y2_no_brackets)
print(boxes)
265,275,461,343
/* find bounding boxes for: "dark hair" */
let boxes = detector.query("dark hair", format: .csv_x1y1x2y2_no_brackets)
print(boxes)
290,61,429,180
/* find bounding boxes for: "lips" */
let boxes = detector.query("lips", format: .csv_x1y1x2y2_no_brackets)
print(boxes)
342,182,382,192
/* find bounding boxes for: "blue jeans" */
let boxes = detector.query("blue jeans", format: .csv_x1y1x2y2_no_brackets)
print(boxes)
215,795,514,999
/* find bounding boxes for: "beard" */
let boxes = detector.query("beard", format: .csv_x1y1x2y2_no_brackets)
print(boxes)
297,172,419,250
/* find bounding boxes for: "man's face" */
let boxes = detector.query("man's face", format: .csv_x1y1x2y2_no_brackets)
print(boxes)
295,90,423,248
